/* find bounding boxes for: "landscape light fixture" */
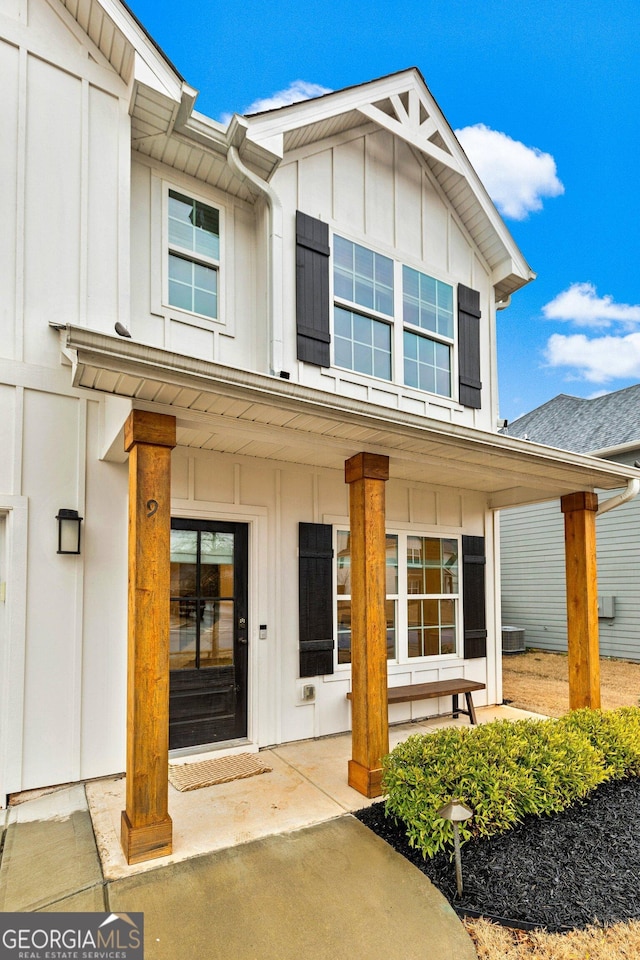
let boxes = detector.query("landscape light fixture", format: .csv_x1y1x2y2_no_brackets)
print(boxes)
438,799,473,897
56,509,83,555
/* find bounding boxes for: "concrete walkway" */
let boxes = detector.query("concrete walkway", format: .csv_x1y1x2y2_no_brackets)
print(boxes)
1,708,540,958
0,790,475,960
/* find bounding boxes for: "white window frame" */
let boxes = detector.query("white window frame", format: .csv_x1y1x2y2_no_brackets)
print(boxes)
333,526,462,671
401,265,455,399
331,233,456,401
162,185,225,324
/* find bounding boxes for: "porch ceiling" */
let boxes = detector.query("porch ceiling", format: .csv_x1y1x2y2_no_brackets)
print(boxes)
61,326,640,509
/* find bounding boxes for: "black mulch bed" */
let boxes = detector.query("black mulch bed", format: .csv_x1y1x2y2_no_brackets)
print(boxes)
355,777,640,933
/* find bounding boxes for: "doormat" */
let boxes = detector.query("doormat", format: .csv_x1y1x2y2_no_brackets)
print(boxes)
169,753,272,792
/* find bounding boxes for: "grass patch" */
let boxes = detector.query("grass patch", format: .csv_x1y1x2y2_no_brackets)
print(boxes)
465,917,640,960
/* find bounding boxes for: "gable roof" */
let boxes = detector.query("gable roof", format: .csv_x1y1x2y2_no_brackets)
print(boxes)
54,2,533,300
505,384,640,454
244,68,534,300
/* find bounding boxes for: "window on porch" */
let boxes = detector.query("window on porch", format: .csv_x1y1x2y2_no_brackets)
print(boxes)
335,529,460,665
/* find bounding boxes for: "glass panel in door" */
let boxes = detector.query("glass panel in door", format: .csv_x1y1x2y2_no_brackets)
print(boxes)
169,519,248,749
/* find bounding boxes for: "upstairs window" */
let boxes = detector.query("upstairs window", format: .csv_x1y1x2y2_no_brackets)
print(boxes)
297,212,482,409
168,190,220,320
333,237,393,381
332,235,454,397
403,267,453,397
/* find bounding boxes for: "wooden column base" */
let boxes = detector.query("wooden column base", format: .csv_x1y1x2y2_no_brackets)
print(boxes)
121,810,173,865
348,759,384,799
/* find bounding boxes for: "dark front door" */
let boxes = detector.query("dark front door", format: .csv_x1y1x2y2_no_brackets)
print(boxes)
169,519,248,749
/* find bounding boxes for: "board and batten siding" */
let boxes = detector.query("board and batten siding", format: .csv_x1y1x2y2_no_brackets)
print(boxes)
0,0,130,370
500,494,640,662
171,447,492,749
272,129,496,434
129,158,260,369
0,387,129,796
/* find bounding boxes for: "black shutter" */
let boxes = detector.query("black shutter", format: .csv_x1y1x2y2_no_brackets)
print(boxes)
458,284,482,409
299,522,334,676
462,535,487,659
296,211,330,367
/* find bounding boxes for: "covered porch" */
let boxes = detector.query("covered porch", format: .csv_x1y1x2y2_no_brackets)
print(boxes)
84,704,541,881
59,327,640,862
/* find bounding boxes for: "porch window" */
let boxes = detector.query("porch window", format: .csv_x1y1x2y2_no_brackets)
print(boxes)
167,190,220,319
335,529,460,664
336,530,398,663
407,536,458,657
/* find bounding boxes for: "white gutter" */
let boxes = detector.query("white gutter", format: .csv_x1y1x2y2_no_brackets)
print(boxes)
597,477,640,516
227,145,284,376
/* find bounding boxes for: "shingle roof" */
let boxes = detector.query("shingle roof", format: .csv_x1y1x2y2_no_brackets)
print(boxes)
505,384,640,453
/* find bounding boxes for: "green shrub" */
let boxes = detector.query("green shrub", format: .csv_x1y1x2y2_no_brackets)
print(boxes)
559,706,640,778
382,716,610,859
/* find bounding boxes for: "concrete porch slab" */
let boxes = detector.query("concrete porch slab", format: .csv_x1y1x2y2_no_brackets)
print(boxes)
86,707,545,881
86,749,347,881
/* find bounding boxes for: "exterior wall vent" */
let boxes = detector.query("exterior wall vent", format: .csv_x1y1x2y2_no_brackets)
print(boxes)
502,625,526,654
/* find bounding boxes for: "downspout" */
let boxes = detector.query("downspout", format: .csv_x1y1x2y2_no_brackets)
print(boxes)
596,475,640,517
227,146,284,376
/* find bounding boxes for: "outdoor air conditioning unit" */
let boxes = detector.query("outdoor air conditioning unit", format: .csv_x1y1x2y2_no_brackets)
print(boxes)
502,626,526,655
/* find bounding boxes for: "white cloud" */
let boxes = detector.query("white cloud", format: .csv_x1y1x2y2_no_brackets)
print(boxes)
545,332,640,383
455,123,564,220
542,282,640,329
243,80,332,115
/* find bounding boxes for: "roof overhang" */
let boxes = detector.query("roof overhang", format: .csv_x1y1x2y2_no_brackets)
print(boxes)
244,69,535,300
55,5,535,299
57,326,640,510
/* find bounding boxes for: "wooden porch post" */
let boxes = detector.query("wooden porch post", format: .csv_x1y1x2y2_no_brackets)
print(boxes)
345,452,389,798
121,410,176,864
561,491,601,710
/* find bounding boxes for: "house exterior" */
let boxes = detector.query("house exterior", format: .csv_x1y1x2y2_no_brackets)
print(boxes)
501,385,640,661
2,0,638,861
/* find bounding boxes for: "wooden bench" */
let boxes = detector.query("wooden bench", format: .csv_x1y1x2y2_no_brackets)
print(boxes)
347,678,486,725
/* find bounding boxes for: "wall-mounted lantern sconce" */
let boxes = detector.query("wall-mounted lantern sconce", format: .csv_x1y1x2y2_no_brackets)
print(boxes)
56,509,83,555
438,799,473,896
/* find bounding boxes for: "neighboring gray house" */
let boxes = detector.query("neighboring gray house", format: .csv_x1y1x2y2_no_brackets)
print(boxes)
501,384,640,661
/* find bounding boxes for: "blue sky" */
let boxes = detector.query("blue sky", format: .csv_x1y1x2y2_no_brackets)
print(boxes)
129,0,640,422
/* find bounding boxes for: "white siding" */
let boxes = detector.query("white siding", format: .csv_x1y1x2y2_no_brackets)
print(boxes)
172,448,493,751
1,0,129,369
0,0,131,794
24,57,82,355
0,38,19,360
272,128,495,433
0,0,509,798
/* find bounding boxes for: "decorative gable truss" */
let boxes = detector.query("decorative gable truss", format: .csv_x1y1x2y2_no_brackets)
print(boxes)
246,69,533,301
358,89,462,176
